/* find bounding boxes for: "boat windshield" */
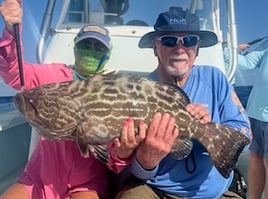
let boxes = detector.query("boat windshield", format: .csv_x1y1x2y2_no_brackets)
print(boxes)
57,0,215,31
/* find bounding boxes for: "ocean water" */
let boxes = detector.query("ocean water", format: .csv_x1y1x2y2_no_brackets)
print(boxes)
0,78,18,97
0,96,16,112
0,79,18,112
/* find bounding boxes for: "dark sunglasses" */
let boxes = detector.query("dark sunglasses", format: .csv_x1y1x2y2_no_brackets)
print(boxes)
76,39,109,53
157,35,200,48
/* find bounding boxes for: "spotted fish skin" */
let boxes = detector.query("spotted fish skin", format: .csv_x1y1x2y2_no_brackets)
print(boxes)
13,73,250,178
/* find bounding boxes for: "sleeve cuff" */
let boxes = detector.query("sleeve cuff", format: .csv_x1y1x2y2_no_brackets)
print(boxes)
106,143,133,173
0,28,15,47
130,157,158,180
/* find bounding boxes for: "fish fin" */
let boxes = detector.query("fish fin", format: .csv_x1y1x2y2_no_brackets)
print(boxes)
170,138,193,159
195,122,250,178
75,124,91,157
76,135,90,158
76,133,109,162
89,144,109,164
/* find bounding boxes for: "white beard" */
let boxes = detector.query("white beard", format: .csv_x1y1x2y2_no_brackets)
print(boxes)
165,54,190,77
166,64,190,77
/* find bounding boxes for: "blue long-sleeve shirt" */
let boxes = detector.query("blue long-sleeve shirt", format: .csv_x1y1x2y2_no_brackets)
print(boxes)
130,65,251,198
225,47,268,122
240,49,268,122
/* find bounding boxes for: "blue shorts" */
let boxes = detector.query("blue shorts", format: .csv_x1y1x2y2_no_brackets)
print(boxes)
249,117,268,160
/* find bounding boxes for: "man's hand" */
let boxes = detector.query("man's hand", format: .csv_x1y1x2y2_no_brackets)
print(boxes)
135,104,210,170
238,43,250,52
135,113,179,170
0,0,22,35
186,103,211,124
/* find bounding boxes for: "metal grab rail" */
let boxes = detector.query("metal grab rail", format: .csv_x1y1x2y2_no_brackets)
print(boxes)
226,0,238,83
37,0,56,64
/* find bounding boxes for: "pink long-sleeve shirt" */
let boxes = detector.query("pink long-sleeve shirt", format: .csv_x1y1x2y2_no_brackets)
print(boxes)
0,27,129,199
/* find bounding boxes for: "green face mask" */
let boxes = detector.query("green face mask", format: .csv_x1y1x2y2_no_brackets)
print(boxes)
74,47,110,77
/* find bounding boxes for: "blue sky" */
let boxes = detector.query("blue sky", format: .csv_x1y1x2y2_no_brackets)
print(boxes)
0,0,268,63
234,0,268,43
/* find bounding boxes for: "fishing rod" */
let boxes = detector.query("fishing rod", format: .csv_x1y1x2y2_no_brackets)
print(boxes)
247,35,268,46
13,23,24,88
241,35,268,55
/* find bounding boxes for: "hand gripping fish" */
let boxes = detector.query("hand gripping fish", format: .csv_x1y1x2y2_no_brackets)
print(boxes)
13,73,250,178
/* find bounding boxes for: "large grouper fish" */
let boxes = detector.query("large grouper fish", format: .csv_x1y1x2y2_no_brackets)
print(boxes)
13,73,249,178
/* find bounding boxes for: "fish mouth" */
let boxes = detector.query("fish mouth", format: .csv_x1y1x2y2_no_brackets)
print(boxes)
13,93,37,120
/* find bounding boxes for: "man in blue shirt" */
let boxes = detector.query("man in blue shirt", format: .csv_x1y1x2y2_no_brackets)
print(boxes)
115,7,251,199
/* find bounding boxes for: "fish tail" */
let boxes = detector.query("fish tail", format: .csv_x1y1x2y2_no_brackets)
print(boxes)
195,122,250,178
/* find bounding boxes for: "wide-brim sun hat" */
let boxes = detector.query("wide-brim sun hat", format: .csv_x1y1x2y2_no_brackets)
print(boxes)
139,7,218,48
74,25,111,49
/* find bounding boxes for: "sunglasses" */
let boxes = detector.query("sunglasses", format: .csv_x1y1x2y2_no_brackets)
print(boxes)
157,35,200,48
76,39,109,53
